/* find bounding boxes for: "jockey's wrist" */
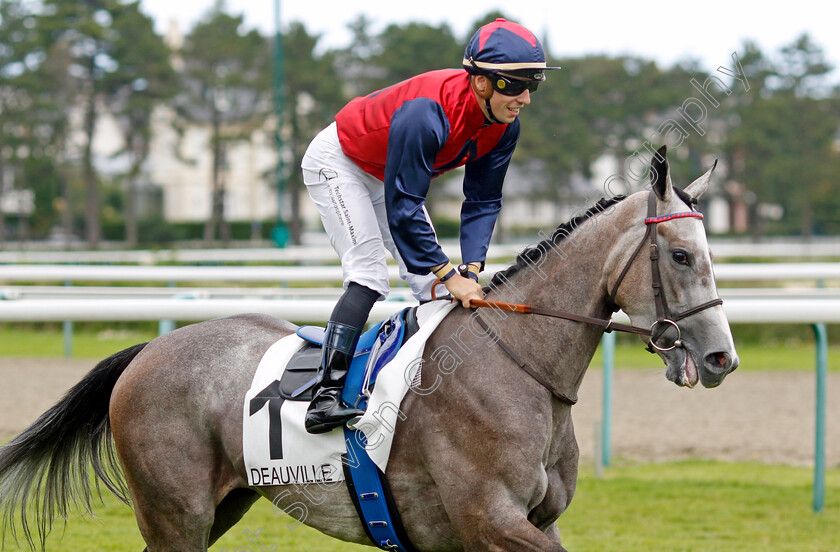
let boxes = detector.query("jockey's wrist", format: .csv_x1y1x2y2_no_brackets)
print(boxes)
466,262,481,278
459,264,479,281
432,262,456,281
438,268,456,282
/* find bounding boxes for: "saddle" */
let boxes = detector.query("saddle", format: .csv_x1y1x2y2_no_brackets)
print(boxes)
278,306,420,405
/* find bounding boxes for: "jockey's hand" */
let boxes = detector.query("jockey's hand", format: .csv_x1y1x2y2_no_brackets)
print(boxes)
443,274,483,308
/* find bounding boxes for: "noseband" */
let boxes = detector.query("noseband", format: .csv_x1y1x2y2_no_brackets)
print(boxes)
607,190,723,351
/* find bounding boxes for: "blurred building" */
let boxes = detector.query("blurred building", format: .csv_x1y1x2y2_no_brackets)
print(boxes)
145,105,279,224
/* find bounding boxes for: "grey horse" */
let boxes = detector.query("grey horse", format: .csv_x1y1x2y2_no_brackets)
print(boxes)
0,147,738,551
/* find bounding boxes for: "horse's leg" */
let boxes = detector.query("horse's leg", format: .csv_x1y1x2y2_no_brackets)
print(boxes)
444,493,569,552
208,488,261,546
391,375,573,552
426,434,574,552
392,432,571,552
131,487,260,551
111,360,243,552
544,524,563,543
117,432,222,552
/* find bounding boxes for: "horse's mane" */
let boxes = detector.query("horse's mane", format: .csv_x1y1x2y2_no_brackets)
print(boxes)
488,195,627,289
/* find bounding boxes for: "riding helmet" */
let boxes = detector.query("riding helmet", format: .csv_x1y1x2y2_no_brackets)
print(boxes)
462,18,561,81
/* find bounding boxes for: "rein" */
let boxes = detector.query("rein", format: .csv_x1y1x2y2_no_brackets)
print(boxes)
435,190,724,404
466,298,650,336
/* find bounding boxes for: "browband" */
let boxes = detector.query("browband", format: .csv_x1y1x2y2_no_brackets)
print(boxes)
645,212,704,225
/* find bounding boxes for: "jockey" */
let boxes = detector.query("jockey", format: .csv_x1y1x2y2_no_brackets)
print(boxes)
301,18,561,434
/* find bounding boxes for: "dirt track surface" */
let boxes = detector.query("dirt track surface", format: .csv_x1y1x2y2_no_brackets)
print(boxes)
1,357,838,467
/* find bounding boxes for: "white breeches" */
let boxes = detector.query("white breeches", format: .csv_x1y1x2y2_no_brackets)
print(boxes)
301,122,439,302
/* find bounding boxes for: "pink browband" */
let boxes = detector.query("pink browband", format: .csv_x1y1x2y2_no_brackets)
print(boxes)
645,212,704,225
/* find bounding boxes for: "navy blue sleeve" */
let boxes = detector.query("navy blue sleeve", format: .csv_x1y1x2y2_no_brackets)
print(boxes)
460,119,519,266
384,98,450,275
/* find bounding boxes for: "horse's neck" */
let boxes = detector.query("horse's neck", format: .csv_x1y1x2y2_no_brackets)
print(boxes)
483,203,638,397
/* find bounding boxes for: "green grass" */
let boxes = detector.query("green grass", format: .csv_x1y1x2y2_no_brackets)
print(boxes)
1,326,837,373
559,461,840,552
591,341,840,372
0,326,157,359
1,461,836,551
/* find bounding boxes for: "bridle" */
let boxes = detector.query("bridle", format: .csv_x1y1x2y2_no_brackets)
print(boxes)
437,190,724,404
607,190,723,352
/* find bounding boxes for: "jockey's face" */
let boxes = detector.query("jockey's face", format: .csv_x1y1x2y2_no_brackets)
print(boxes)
472,74,532,124
488,86,531,124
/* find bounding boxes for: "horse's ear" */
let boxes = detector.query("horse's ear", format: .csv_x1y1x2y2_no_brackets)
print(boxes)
650,145,672,201
683,159,718,199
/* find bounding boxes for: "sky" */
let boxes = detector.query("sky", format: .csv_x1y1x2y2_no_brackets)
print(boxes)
138,0,840,79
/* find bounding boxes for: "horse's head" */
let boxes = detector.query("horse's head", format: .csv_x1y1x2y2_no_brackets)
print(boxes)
608,146,739,388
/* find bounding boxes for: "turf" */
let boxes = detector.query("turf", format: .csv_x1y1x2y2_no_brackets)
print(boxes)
0,461,836,551
0,327,157,359
558,461,840,551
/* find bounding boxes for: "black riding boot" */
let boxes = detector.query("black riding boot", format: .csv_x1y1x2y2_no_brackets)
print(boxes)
305,321,366,434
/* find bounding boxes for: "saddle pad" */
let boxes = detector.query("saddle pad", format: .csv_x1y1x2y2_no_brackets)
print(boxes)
243,334,347,486
242,300,455,486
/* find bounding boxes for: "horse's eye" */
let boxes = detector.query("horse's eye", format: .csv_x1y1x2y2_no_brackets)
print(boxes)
672,250,690,265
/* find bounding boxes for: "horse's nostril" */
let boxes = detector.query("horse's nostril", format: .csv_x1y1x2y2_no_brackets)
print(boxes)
705,352,731,372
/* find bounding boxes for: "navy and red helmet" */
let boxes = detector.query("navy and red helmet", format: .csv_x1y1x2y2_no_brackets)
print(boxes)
463,18,561,82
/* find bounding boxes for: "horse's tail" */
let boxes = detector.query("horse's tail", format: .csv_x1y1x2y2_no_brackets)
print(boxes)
0,342,148,550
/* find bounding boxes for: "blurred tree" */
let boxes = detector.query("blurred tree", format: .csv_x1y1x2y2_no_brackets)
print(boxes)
810,95,840,235
333,14,383,98
105,2,177,246
176,2,271,242
725,34,837,237
281,21,345,244
774,33,834,98
335,18,461,95
518,55,700,195
3,7,837,244
0,0,33,240
467,10,509,36
734,39,776,99
366,21,461,88
0,0,74,240
514,55,599,189
34,0,144,245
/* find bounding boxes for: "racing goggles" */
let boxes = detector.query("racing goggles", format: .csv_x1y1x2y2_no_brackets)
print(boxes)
489,72,544,96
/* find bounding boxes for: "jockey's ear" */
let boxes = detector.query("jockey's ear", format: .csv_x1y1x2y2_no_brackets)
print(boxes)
650,145,673,202
470,74,494,100
684,159,717,200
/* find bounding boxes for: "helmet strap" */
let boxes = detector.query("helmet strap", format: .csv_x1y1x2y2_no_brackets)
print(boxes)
470,74,503,125
484,97,503,125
